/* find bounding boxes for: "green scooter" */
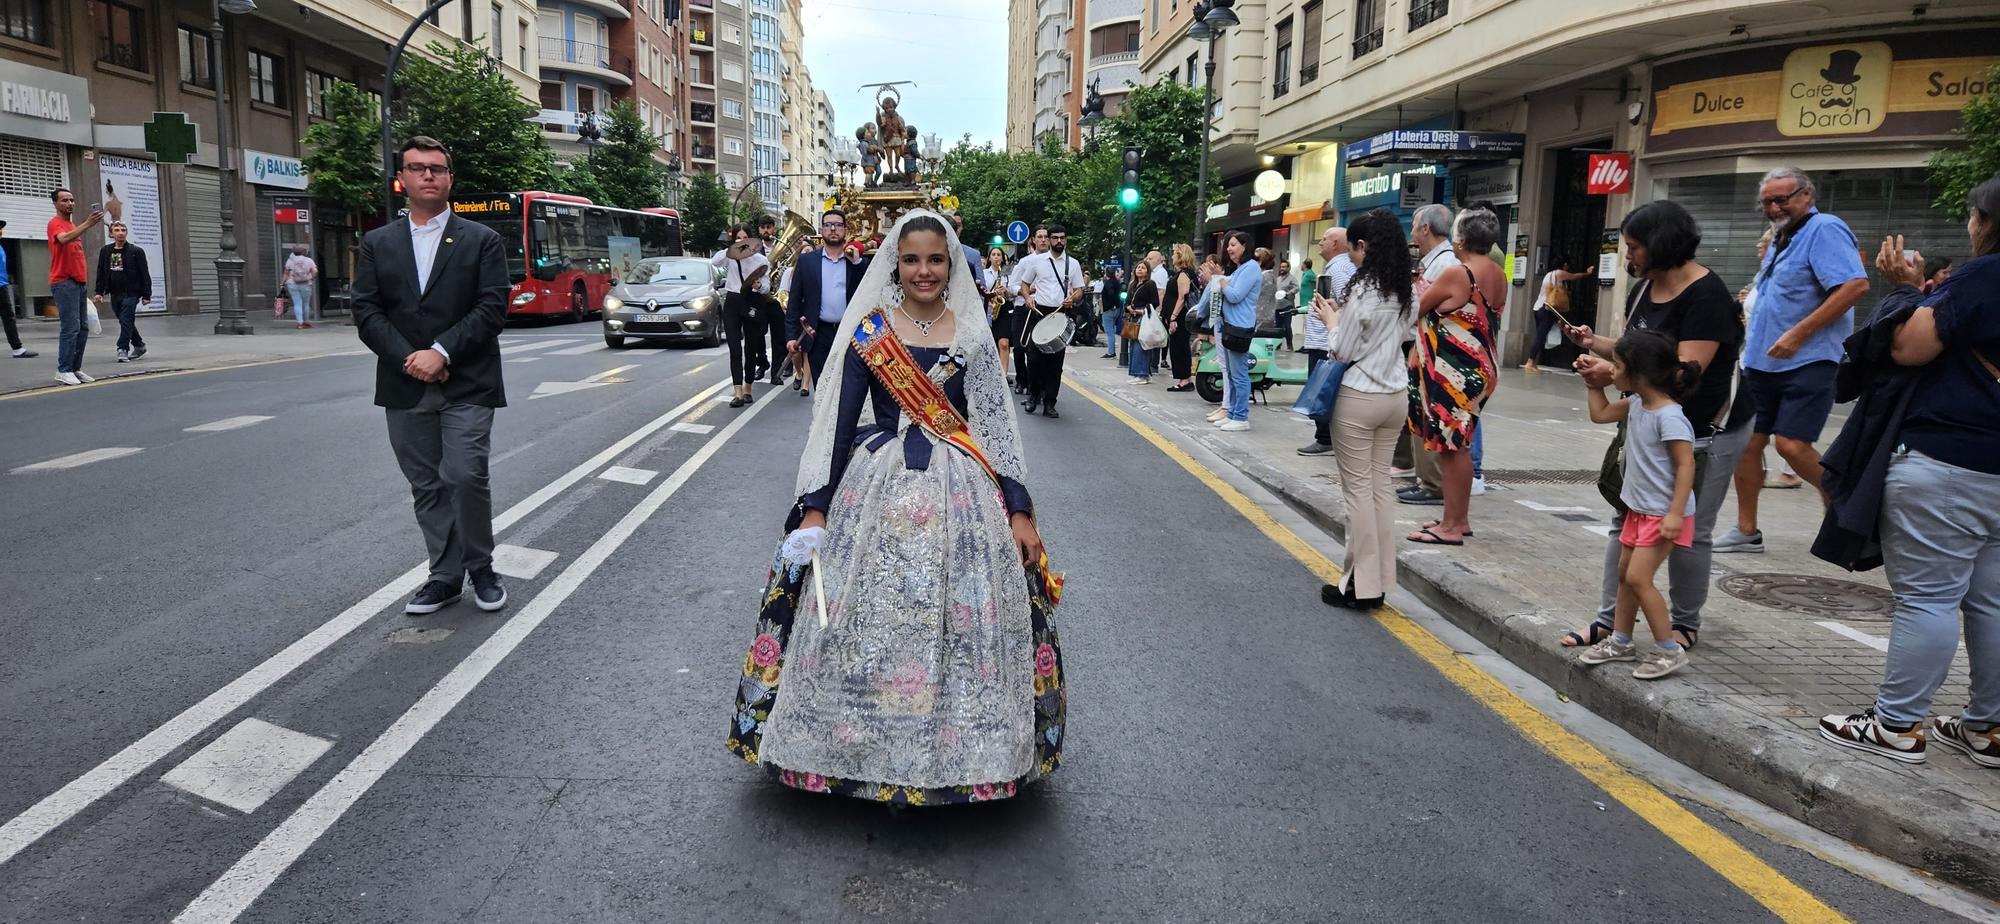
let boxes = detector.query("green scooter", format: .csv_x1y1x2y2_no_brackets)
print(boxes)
1193,329,1311,404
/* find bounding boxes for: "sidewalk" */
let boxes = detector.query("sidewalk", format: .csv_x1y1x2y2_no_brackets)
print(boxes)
1,311,359,397
1067,349,2000,898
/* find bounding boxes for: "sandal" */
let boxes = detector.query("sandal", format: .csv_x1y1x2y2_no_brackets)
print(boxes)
1422,520,1473,538
1560,622,1611,649
1406,527,1464,546
1672,625,1698,650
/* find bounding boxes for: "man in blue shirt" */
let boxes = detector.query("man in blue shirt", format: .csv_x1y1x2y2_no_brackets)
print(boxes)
0,221,33,358
1717,167,1869,554
785,208,868,396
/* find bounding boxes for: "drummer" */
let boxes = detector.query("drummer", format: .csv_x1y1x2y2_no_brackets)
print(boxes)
1007,223,1085,419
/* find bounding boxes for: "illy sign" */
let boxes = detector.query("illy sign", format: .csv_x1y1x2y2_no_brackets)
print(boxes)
1586,153,1633,195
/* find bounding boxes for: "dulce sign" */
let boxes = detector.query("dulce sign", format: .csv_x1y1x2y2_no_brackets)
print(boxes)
1649,30,1997,153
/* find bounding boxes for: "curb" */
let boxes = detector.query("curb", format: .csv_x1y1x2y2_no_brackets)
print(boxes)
1135,388,2000,899
0,366,194,398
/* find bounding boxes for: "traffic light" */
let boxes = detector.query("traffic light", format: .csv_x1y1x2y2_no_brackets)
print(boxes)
1119,145,1141,209
992,233,1004,247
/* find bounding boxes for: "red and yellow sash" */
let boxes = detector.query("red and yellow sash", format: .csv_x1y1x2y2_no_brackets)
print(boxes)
851,308,1063,604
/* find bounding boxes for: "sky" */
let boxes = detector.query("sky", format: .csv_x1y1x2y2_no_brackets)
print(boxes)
800,0,1010,152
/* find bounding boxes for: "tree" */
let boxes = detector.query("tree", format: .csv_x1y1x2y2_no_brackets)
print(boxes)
682,170,733,254
546,161,606,202
392,41,556,193
1929,63,2000,220
1097,79,1208,252
301,80,383,216
582,100,665,210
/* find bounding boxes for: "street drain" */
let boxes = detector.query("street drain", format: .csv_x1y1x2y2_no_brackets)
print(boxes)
1718,573,1895,622
1482,468,1600,485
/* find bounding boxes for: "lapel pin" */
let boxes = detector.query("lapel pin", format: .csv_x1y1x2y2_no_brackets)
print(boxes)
444,238,454,244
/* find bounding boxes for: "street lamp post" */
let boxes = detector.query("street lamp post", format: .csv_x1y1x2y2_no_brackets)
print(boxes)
1188,1,1235,260
210,0,259,334
381,0,458,224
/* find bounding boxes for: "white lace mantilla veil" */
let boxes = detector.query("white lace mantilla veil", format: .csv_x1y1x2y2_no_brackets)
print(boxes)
792,208,1029,502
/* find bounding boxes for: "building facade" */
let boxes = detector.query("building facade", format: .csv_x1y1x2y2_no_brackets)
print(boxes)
686,0,721,177
1139,0,1268,255
1005,0,1038,151
1245,0,2000,364
0,0,535,321
1081,0,1142,118
1030,0,1083,148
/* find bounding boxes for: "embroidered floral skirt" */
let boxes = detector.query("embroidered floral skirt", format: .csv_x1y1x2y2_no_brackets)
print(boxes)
726,437,1065,805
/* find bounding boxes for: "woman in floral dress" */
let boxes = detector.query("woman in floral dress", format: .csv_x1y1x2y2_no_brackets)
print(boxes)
1407,208,1506,546
726,211,1065,806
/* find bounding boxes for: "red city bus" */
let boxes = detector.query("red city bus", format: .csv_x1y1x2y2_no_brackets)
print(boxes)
449,191,683,320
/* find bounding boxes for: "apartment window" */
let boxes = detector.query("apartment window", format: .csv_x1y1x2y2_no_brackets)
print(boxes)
1271,18,1291,98
1088,21,1139,57
1410,0,1449,30
724,137,743,155
247,49,284,107
1353,0,1384,57
89,1,147,71
1299,1,1321,83
178,25,214,89
0,0,49,45
518,19,529,71
1186,51,1198,86
461,1,474,42
639,100,651,126
491,4,503,59
305,69,339,118
1150,0,1158,33
722,60,743,83
639,37,652,79
722,98,743,119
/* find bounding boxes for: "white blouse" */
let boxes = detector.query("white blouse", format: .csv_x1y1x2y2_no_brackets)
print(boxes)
1326,278,1415,394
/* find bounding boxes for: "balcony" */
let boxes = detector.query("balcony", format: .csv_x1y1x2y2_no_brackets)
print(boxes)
691,141,717,163
539,37,633,86
691,102,716,125
689,0,712,8
1272,78,1289,99
1353,27,1384,58
1409,0,1449,30
568,0,631,20
690,27,712,48
1301,61,1318,84
1089,50,1139,67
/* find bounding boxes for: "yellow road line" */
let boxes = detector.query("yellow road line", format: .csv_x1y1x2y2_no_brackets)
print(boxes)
0,351,352,402
1065,378,1850,924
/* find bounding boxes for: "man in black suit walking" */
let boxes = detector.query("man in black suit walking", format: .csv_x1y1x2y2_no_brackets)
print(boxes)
785,208,868,395
353,136,510,616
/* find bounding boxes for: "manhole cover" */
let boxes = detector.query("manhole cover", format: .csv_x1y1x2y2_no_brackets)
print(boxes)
1482,468,1600,485
1718,573,1894,622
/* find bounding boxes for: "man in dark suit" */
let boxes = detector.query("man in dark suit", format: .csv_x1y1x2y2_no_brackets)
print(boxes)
353,136,510,616
785,208,868,396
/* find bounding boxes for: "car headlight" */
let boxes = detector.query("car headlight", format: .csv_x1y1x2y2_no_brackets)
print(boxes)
603,294,623,311
686,295,716,313
510,291,537,306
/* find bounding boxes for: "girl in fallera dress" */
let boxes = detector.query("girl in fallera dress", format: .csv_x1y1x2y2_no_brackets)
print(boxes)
727,211,1067,805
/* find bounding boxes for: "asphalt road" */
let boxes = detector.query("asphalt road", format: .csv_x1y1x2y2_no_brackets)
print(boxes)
0,324,1972,922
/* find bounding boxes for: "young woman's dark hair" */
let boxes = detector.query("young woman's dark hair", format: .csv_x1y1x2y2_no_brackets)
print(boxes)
1222,230,1256,270
1969,175,2000,258
1614,328,1702,399
1619,200,1703,270
1345,208,1414,312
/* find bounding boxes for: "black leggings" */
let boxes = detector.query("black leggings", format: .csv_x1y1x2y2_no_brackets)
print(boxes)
1168,320,1193,379
723,293,755,385
1530,308,1558,364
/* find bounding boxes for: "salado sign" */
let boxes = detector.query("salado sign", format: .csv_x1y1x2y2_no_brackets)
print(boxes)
1649,30,1998,152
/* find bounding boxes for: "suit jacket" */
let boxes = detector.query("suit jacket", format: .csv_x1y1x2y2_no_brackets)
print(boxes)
785,249,870,343
93,242,151,300
353,213,509,409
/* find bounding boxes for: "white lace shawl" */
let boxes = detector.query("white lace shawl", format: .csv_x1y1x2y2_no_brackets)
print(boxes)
792,209,1029,502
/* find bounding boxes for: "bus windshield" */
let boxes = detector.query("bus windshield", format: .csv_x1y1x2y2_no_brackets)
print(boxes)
458,213,527,281
625,258,713,285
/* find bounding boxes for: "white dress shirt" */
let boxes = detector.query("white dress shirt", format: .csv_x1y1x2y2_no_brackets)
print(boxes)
409,210,452,363
1008,250,1082,309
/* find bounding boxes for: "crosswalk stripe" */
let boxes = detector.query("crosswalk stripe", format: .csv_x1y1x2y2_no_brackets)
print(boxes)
184,416,274,433
500,339,581,355
11,447,144,473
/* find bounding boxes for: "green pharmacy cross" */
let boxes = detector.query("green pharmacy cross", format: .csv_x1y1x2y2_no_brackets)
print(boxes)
143,112,199,165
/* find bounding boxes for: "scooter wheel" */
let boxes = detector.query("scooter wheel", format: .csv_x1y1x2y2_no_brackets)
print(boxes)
1195,373,1224,404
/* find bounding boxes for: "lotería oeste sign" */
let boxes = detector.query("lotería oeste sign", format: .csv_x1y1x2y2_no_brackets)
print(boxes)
1649,30,1998,152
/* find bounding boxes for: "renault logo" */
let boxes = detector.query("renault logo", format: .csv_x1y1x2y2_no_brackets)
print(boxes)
647,298,659,311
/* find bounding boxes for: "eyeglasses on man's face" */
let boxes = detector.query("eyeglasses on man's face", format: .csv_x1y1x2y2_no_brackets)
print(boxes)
822,220,845,229
401,163,451,177
1758,187,1806,209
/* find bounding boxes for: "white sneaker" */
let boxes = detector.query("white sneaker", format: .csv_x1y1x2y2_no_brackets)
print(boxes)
74,370,96,383
1217,419,1250,432
54,372,81,386
1470,476,1486,496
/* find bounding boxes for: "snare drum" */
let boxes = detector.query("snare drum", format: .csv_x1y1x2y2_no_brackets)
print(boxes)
1028,312,1075,353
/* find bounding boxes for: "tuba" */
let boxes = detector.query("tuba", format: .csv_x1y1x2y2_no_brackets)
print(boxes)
767,210,816,307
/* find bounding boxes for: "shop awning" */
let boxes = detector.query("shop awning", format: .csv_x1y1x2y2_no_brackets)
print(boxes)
1343,129,1525,168
1281,202,1327,224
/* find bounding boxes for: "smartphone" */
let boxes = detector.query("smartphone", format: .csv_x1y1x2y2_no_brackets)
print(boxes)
1903,249,1918,263
87,203,104,218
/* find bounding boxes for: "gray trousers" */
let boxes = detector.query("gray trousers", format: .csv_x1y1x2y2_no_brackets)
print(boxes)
386,385,496,585
1874,449,2000,728
1593,420,1752,632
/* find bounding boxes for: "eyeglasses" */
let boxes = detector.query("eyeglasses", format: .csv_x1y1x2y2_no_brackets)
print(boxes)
1758,188,1806,209
822,220,846,229
401,164,451,177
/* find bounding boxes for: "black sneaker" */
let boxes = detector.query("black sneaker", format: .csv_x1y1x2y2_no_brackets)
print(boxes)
129,345,146,360
470,566,507,612
1297,442,1332,456
405,579,462,615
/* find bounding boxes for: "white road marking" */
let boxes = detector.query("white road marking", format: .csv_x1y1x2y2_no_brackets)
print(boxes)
1816,620,1892,653
597,465,658,485
327,349,374,357
548,343,608,355
490,544,560,580
1517,500,1595,513
508,356,541,363
527,364,639,399
10,447,144,473
668,422,715,435
175,387,778,923
0,379,731,868
184,416,274,433
159,719,333,815
1581,524,1615,538
680,361,715,377
499,339,580,355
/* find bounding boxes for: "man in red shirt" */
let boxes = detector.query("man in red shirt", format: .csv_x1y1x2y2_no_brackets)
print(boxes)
48,187,103,386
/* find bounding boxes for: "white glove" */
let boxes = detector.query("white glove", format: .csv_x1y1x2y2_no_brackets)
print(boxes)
780,526,827,565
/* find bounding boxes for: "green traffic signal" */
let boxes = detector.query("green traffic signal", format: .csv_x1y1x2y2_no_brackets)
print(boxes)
992,234,1003,246
1119,186,1140,208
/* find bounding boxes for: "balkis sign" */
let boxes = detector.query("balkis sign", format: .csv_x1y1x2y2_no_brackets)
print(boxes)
1586,154,1633,195
1648,30,1997,153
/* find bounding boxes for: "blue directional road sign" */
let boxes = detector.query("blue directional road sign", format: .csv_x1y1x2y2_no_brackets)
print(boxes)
1006,220,1030,245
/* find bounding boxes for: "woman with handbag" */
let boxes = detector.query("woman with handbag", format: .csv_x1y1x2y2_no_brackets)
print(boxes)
1524,259,1594,372
1213,231,1264,431
1321,210,1418,610
1125,260,1160,384
713,226,770,408
1164,244,1199,391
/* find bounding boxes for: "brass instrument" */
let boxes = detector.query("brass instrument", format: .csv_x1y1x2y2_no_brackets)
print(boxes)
987,263,1008,320
766,209,816,306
